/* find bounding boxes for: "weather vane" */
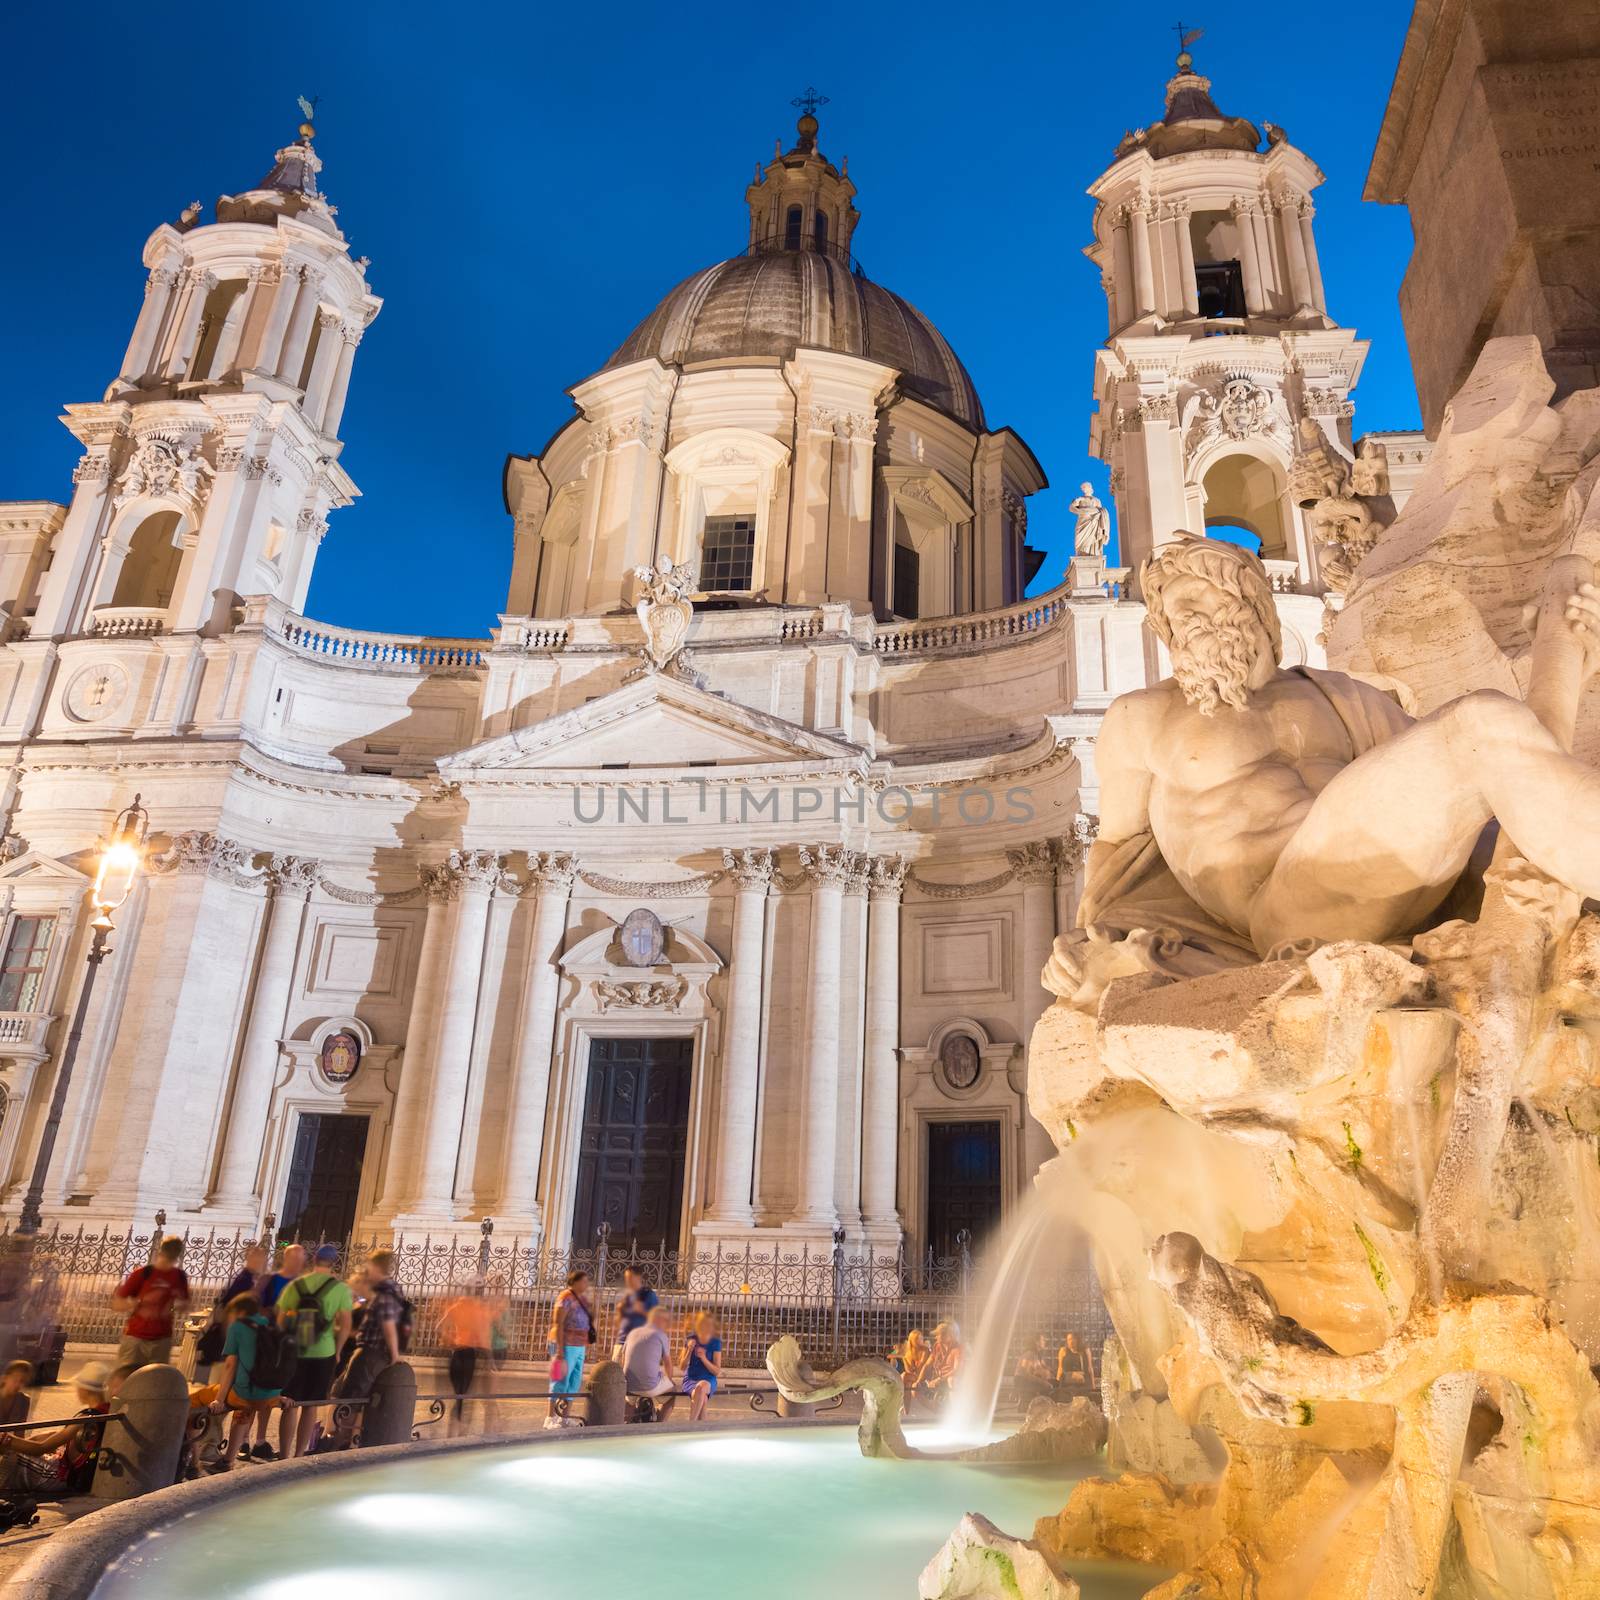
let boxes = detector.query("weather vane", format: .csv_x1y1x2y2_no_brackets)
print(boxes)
1173,22,1203,62
791,87,829,118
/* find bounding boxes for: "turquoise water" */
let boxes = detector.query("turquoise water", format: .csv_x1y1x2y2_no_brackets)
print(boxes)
91,1426,1158,1599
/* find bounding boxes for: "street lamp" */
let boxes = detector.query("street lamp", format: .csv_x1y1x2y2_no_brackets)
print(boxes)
16,796,149,1235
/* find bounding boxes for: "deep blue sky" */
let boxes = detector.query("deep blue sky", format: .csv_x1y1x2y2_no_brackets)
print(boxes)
4,2,1418,638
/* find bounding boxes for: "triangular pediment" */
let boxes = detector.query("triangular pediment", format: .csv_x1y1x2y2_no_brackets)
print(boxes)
444,672,865,775
0,850,91,886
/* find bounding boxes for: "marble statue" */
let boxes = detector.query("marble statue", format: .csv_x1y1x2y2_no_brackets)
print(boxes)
1069,483,1110,558
1047,532,1600,977
631,554,695,672
1287,414,1348,506
1350,435,1390,498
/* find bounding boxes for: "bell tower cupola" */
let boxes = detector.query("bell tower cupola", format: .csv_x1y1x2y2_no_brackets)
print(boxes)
745,92,859,263
1083,37,1371,603
30,105,383,642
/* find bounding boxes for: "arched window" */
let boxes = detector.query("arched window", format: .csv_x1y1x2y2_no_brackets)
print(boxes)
814,211,829,253
111,510,185,609
1200,454,1288,558
784,207,803,251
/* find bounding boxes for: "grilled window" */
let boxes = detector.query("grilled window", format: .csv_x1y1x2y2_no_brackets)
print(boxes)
0,916,52,1012
699,516,756,592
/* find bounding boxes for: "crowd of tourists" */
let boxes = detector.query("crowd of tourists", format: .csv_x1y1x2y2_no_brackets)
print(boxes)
549,1266,723,1427
888,1324,1099,1413
110,1234,413,1472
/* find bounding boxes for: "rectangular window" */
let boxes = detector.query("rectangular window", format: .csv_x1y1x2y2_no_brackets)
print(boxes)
893,543,921,620
699,515,756,593
0,917,53,1012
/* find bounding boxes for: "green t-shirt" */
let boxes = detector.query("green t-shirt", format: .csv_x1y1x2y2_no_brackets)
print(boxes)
276,1272,354,1360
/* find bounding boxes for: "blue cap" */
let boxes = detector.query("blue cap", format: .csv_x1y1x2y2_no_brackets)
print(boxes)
314,1244,341,1265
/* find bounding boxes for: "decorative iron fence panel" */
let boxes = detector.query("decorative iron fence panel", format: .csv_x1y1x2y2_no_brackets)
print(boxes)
0,1215,1113,1374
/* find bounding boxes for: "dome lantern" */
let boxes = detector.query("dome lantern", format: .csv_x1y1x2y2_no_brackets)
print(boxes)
745,92,859,265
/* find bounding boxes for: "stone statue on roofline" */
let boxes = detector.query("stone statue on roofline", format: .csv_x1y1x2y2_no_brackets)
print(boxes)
1045,531,1600,1006
1069,482,1111,559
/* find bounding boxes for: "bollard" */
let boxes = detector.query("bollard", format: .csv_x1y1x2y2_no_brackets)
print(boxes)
361,1361,417,1447
587,1359,625,1426
91,1363,189,1502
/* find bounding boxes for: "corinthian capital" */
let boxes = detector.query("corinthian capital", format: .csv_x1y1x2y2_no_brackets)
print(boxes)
149,830,256,884
867,854,908,902
268,854,321,897
722,847,775,889
527,850,577,891
1007,842,1057,886
798,843,860,887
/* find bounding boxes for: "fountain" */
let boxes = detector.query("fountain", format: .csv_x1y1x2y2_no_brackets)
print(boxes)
915,337,1600,1598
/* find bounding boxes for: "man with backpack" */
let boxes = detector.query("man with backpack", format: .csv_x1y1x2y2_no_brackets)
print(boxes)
207,1293,294,1470
329,1250,411,1448
275,1244,353,1459
111,1235,190,1368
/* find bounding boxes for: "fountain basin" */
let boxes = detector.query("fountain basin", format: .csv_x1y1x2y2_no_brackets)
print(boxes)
25,1423,1159,1600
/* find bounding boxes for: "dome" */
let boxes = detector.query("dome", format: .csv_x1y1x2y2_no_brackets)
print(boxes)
605,249,985,430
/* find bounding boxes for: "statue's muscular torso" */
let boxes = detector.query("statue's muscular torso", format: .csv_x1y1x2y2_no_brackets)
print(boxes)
1097,669,1408,938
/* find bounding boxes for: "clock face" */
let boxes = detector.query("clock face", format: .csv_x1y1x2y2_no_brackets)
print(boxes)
940,1034,980,1091
618,908,666,968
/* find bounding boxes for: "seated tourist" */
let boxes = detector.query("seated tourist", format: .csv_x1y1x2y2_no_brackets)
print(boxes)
207,1294,286,1471
679,1311,723,1423
920,1322,964,1403
0,1360,33,1433
622,1306,678,1420
897,1329,931,1410
0,1360,109,1496
1014,1333,1054,1404
1056,1332,1095,1394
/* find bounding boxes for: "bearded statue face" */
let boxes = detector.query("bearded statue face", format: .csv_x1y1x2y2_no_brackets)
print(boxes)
1155,572,1273,715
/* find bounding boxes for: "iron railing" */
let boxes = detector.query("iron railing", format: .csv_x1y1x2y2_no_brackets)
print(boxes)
0,1213,1112,1374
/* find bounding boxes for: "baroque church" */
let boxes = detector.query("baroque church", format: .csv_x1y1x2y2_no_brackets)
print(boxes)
0,54,1427,1265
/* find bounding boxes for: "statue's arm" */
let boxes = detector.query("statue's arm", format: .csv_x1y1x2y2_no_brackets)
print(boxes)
1093,695,1156,848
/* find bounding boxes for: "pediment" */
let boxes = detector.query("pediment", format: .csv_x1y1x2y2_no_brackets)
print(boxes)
0,850,91,886
445,673,865,775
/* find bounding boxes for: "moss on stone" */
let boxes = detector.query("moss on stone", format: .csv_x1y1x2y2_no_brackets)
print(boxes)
982,1547,1024,1600
1342,1121,1363,1170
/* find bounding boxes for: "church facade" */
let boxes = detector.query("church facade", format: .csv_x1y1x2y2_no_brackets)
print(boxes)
0,62,1424,1264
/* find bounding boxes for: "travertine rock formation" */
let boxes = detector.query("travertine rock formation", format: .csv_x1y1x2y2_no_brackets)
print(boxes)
936,338,1600,1600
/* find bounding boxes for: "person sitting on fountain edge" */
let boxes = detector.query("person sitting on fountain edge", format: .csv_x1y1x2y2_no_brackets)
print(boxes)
920,1322,963,1403
1045,533,1600,1003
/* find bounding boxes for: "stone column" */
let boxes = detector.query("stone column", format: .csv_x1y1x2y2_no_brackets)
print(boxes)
861,856,906,1230
496,852,575,1226
254,263,300,376
408,850,502,1218
1298,201,1326,312
791,845,853,1228
301,310,344,420
276,269,322,382
1129,198,1157,318
321,327,361,437
707,849,773,1224
209,855,319,1212
375,867,458,1214
209,270,257,379
120,267,177,383
1010,843,1060,1178
1110,211,1134,329
161,270,209,380
1279,195,1314,311
1233,198,1265,312
1174,204,1199,316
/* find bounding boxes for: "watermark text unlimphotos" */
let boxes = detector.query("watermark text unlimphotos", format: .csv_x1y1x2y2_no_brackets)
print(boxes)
568,779,1035,828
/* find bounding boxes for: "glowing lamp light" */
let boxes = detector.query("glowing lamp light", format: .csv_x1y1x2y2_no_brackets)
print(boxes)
90,795,149,930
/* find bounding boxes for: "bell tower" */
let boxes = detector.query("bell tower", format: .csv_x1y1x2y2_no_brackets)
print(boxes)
745,90,860,263
1083,42,1368,600
29,106,381,642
